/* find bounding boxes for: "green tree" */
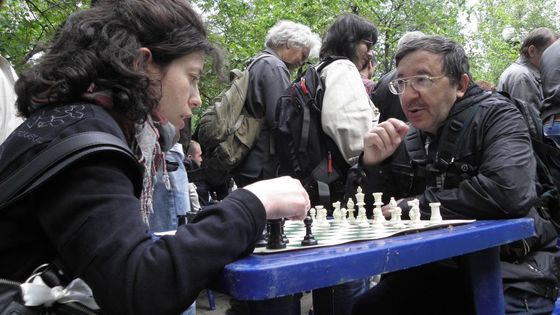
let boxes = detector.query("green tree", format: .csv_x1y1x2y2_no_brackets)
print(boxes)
0,0,87,70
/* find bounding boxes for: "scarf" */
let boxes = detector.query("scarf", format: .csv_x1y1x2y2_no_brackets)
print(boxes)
81,84,167,224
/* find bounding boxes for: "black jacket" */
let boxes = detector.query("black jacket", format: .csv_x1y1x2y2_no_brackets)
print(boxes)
0,103,266,315
363,85,560,297
234,49,290,185
540,39,560,120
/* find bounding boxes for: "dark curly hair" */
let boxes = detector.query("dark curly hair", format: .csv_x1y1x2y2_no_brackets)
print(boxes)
15,0,223,123
320,14,378,61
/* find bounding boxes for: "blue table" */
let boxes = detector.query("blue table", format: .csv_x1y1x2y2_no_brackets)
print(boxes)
212,218,535,315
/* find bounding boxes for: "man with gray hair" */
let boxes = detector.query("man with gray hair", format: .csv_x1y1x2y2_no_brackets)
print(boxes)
233,20,321,187
372,31,425,122
498,27,557,112
227,20,320,315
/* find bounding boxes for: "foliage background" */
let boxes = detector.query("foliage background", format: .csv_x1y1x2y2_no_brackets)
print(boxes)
1,0,559,123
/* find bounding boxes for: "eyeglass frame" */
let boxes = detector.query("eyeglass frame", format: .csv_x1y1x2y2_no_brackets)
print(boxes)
388,74,446,95
361,39,374,50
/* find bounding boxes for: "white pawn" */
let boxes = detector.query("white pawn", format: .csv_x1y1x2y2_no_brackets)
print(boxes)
346,199,356,225
356,207,370,228
309,207,316,221
388,197,406,229
429,202,443,223
317,205,330,227
340,207,350,226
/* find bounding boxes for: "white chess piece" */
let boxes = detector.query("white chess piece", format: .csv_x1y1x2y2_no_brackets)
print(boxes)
371,192,386,229
332,201,342,223
346,199,356,224
388,198,406,229
354,187,369,227
316,205,330,227
340,207,350,226
407,198,423,227
309,207,316,221
429,202,443,223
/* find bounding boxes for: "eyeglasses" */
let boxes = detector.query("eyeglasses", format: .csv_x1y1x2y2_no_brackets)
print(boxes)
388,74,446,95
362,39,374,50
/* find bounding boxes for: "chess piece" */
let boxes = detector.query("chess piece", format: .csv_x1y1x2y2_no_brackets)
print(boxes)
346,199,356,224
407,199,423,227
354,187,369,227
332,201,342,223
430,202,443,223
317,206,330,227
255,227,268,248
266,219,287,249
281,218,289,244
371,192,386,229
301,216,318,246
309,207,317,221
388,199,406,229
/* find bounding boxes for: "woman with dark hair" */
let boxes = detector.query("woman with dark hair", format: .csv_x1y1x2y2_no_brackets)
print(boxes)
310,14,380,315
319,14,380,168
0,1,308,314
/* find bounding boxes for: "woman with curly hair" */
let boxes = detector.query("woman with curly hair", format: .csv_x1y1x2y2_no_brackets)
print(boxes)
0,1,308,314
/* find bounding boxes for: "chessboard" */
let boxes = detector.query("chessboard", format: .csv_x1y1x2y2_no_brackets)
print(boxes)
252,217,475,254
253,188,475,254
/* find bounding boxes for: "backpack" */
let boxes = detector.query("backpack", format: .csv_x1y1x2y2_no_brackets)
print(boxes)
196,54,269,187
506,93,560,232
273,57,347,207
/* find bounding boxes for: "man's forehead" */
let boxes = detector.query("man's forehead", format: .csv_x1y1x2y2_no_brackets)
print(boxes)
396,50,444,77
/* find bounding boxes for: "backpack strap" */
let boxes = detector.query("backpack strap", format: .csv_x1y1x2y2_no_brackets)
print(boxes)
432,103,481,172
0,131,140,210
405,103,481,184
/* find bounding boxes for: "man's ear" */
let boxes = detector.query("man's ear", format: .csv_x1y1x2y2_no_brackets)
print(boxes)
456,73,470,98
527,45,538,58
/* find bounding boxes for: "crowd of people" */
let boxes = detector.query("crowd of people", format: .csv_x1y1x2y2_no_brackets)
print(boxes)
0,0,559,314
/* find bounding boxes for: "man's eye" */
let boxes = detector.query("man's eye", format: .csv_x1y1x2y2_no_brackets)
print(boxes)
415,77,430,85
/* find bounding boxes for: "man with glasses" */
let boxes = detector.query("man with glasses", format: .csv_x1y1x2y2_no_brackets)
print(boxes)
352,36,559,314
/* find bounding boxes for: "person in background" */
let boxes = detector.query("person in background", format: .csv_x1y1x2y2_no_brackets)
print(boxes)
0,0,24,143
233,20,321,188
0,1,309,314
352,35,559,315
540,38,560,150
360,50,376,96
309,13,380,315
372,31,426,123
497,27,557,112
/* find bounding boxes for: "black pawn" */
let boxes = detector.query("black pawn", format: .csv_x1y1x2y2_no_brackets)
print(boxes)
301,216,318,246
281,218,289,244
266,219,287,249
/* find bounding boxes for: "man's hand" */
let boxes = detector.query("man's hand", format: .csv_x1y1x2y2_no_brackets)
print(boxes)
363,118,409,166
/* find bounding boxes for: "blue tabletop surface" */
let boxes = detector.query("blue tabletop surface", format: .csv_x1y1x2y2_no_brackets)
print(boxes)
212,218,535,300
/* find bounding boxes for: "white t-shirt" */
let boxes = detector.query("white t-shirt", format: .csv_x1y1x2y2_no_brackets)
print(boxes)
0,55,23,143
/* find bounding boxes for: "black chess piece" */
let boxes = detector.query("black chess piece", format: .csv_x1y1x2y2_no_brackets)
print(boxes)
255,225,268,248
266,219,287,249
301,216,318,246
281,218,289,244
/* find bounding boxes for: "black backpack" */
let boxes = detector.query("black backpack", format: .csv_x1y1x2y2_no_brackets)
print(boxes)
273,57,347,207
507,93,560,232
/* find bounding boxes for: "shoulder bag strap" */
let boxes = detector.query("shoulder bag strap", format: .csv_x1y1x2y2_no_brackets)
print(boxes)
0,131,138,209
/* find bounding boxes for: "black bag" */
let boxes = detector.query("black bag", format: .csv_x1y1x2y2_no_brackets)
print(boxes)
273,57,347,207
506,93,560,232
0,131,141,314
